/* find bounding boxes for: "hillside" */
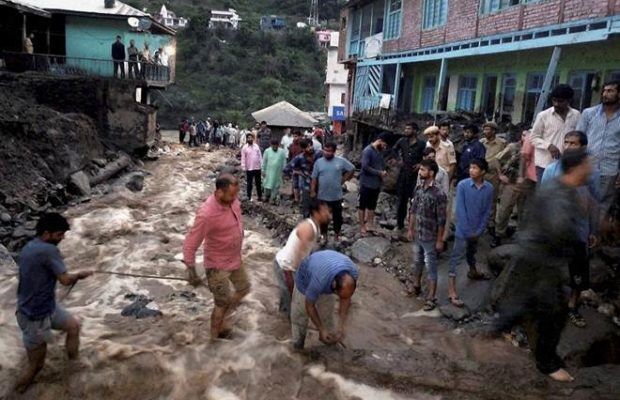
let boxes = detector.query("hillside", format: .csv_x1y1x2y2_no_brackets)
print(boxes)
126,1,346,127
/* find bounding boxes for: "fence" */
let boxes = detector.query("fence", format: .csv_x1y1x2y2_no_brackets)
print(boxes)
1,51,170,83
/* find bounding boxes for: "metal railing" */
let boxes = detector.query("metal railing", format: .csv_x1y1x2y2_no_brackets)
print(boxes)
1,51,171,84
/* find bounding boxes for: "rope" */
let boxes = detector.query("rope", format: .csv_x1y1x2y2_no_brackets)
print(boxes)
95,270,188,282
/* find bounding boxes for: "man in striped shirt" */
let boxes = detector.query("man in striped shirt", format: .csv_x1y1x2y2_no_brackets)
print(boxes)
290,250,359,349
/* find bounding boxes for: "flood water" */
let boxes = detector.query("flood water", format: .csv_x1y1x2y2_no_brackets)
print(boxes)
0,147,439,399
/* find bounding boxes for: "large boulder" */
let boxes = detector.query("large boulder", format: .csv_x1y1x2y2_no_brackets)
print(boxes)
0,244,18,275
68,171,91,196
351,237,391,263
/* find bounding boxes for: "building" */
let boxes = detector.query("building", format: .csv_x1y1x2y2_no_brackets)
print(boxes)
156,4,188,29
339,0,620,126
1,0,176,90
318,31,348,133
260,15,286,31
209,8,241,30
251,101,318,142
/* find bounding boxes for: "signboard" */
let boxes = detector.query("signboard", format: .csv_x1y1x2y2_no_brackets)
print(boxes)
331,106,345,121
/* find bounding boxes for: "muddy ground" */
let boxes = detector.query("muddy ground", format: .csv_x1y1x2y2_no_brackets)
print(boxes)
0,141,619,400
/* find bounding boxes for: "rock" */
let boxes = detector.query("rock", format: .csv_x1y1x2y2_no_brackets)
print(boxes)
92,158,107,168
0,244,18,274
344,181,358,193
486,244,519,276
372,257,382,266
125,174,145,192
589,257,616,292
11,226,35,239
121,294,163,319
439,304,471,321
0,213,11,224
351,237,391,263
580,289,602,306
68,171,91,196
597,303,616,317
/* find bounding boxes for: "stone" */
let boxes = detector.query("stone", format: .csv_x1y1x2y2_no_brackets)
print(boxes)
12,226,35,239
92,158,107,168
0,213,11,223
0,244,18,274
351,237,391,263
439,304,471,321
597,303,616,317
68,171,91,196
344,181,358,193
121,294,163,319
125,174,145,192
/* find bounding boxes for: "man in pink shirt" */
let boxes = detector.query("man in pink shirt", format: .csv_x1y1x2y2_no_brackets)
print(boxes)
183,173,250,339
240,133,263,201
517,129,538,227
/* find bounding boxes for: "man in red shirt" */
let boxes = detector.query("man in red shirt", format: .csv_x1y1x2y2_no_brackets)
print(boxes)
183,173,250,339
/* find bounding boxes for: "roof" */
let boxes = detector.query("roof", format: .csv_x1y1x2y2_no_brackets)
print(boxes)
19,0,175,34
252,101,318,128
0,0,50,17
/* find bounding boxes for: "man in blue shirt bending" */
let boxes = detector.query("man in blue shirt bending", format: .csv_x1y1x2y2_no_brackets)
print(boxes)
15,213,93,392
448,158,494,307
290,250,359,349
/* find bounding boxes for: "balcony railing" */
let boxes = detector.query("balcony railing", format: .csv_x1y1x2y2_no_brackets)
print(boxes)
1,51,171,84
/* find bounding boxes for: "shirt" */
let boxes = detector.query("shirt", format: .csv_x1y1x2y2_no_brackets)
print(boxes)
17,238,67,319
240,143,262,171
454,178,494,238
286,151,323,190
458,140,486,181
417,166,449,196
360,144,385,189
521,135,538,182
393,137,426,176
258,128,272,150
480,137,507,176
576,104,620,177
183,195,243,270
295,250,359,303
427,141,457,173
311,156,355,201
410,183,447,242
531,106,581,169
495,142,522,183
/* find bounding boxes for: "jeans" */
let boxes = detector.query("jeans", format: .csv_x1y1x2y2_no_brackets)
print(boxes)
300,189,312,218
600,174,618,220
246,170,262,200
113,61,125,78
535,166,545,186
413,239,438,281
290,287,335,349
321,199,343,235
396,173,416,229
273,260,293,316
449,236,478,276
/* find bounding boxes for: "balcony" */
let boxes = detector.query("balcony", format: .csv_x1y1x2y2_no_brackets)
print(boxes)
1,52,173,87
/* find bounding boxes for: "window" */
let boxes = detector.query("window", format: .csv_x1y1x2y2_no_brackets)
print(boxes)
421,76,437,112
348,9,361,57
480,0,523,14
522,72,559,123
384,0,402,40
423,0,448,29
456,76,478,112
568,71,596,110
609,71,620,81
500,73,517,113
372,1,385,34
341,93,346,104
382,64,397,94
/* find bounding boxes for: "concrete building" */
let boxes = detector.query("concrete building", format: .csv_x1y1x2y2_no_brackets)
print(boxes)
209,8,241,30
156,4,188,30
339,0,620,126
260,15,286,31
318,31,348,132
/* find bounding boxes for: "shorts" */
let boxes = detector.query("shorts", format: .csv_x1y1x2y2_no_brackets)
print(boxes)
206,265,251,307
568,242,590,291
16,305,72,350
358,186,381,210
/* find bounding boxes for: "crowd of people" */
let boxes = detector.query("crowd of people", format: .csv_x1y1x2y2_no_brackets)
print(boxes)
12,81,618,392
111,36,169,80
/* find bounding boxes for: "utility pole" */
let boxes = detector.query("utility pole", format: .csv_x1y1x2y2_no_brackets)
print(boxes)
308,0,319,27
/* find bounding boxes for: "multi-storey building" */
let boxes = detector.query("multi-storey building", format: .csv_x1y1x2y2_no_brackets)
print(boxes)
339,0,620,126
319,31,348,129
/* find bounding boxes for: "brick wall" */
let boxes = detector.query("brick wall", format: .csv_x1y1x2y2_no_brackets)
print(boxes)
376,0,615,55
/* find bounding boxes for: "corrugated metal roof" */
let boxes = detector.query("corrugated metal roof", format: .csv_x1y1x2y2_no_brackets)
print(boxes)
252,101,318,128
19,0,146,17
0,0,50,17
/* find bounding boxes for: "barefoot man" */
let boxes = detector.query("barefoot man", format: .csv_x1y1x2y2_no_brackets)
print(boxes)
15,213,93,392
183,173,250,339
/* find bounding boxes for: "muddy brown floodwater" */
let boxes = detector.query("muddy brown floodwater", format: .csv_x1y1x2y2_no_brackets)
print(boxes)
1,144,619,400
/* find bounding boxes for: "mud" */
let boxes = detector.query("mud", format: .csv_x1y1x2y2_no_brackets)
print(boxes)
0,144,619,399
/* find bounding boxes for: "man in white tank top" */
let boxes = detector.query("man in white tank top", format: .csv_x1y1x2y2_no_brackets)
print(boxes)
274,199,331,316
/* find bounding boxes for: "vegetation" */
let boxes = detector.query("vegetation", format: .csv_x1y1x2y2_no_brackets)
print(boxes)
126,1,346,126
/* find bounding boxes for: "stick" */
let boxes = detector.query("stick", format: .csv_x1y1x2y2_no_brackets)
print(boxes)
95,271,188,282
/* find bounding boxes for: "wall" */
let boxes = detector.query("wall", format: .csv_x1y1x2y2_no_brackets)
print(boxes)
378,0,616,55
398,38,620,122
65,16,174,77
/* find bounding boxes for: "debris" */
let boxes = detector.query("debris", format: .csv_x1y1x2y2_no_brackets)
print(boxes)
121,294,163,319
350,237,391,263
68,171,91,196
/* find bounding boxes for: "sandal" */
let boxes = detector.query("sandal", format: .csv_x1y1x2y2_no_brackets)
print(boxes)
423,299,437,311
467,270,491,280
448,296,465,308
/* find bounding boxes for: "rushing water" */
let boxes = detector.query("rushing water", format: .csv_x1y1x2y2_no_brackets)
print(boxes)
0,147,439,399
